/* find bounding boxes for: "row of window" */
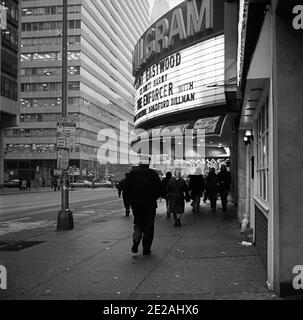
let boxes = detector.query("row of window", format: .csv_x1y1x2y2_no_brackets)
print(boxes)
19,96,119,127
1,76,18,100
21,51,81,62
21,81,80,92
22,20,81,32
22,5,81,16
1,50,18,77
21,35,81,47
20,97,80,108
19,111,111,131
6,143,98,155
5,128,97,140
256,99,269,202
1,26,18,48
21,66,80,77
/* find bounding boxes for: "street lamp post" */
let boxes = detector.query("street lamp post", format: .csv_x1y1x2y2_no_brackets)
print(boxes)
57,0,74,231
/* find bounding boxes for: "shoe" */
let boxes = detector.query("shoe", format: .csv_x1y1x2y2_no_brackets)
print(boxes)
177,219,181,227
131,242,139,253
143,249,151,255
174,221,178,227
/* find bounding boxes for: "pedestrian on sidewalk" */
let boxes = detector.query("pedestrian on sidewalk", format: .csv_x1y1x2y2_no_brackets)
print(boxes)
26,178,31,191
205,167,218,211
166,168,191,227
188,167,205,214
161,171,172,218
217,164,231,212
124,156,162,255
117,173,131,217
21,179,26,191
53,178,58,192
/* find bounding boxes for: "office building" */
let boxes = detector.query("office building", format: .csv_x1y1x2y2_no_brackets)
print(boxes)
3,0,150,185
0,0,20,188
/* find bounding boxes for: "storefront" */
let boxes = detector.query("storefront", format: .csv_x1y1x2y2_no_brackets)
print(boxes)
237,0,303,297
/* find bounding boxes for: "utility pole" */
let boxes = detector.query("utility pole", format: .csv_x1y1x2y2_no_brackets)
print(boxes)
57,0,74,231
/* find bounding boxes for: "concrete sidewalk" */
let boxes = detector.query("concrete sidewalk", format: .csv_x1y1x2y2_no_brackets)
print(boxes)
0,201,278,300
0,187,53,196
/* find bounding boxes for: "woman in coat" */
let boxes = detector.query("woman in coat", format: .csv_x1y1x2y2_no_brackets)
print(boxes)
205,167,218,211
166,169,190,227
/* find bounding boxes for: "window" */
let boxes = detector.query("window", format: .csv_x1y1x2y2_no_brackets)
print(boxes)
255,98,269,202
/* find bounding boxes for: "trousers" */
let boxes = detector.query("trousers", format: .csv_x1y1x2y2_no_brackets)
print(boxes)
132,207,156,251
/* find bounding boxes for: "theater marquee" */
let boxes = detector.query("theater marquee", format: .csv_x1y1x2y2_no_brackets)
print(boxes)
133,0,225,127
134,35,225,126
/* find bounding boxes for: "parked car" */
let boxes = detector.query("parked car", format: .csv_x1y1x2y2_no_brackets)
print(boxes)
71,180,92,188
5,179,20,188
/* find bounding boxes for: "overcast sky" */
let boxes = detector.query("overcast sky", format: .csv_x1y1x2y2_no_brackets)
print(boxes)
149,0,184,15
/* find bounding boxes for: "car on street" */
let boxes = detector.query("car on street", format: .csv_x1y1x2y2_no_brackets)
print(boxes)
5,179,20,188
71,179,92,188
91,180,112,188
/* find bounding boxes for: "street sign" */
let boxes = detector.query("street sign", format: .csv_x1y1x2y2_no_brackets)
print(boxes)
57,147,70,170
0,5,7,29
56,120,76,150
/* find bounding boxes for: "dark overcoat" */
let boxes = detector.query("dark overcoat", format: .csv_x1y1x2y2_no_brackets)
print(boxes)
166,177,190,215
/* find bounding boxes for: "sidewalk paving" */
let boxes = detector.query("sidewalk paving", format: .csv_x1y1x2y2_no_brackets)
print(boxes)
0,187,54,196
0,201,279,300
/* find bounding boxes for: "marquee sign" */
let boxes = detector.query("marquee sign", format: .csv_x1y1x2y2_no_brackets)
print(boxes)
132,0,224,78
134,35,225,127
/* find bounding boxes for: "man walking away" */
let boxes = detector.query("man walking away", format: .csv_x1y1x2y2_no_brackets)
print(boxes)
124,156,162,255
117,173,131,217
161,171,172,218
206,168,218,212
188,168,205,214
217,164,231,212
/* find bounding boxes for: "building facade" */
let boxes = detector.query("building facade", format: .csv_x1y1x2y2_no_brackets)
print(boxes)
237,0,303,297
0,0,21,188
132,0,238,177
3,0,150,185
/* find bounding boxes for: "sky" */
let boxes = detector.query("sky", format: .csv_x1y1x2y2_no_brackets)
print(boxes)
149,0,184,15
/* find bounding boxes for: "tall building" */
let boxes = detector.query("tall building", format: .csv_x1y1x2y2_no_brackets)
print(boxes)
150,0,170,24
0,0,21,188
3,0,150,185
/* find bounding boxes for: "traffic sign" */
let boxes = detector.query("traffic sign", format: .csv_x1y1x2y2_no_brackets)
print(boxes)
56,120,76,150
57,147,70,170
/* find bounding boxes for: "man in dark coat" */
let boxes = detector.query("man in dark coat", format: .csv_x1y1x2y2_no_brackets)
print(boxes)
124,157,162,255
117,173,131,216
188,168,205,214
205,167,218,211
217,164,231,212
161,171,172,218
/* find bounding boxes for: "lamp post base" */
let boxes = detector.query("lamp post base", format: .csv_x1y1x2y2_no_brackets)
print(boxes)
57,209,74,231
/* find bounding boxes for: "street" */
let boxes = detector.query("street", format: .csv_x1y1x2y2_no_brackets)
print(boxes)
0,188,123,237
0,189,277,300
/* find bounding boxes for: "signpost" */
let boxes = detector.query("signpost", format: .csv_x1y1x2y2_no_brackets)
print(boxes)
56,0,74,231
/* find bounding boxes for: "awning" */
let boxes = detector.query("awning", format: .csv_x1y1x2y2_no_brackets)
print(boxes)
131,115,227,144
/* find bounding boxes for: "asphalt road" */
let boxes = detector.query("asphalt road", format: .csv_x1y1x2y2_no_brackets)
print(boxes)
0,188,124,237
